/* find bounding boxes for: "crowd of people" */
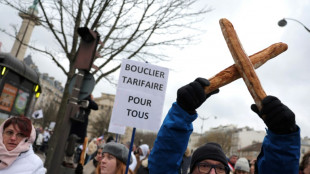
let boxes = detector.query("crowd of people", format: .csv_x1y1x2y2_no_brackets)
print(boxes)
1,77,310,174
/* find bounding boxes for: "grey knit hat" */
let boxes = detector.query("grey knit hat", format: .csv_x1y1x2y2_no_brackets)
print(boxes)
102,142,131,164
235,158,250,172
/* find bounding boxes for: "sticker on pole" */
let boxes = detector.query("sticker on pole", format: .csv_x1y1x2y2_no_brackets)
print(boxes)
110,59,169,132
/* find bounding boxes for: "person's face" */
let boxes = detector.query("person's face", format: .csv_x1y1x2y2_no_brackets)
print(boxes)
96,148,103,162
100,152,117,174
2,124,26,151
230,156,238,164
138,147,143,155
303,164,310,174
250,161,255,174
192,159,226,174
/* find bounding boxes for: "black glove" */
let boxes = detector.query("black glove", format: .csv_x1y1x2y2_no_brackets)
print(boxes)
75,163,83,174
177,77,219,115
251,95,297,134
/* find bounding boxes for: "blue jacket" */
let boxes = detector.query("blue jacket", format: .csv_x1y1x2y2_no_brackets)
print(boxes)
257,127,300,174
148,102,300,174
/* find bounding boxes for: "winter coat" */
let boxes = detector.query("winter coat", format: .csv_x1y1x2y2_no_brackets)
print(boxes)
148,102,300,174
0,146,46,174
256,127,300,174
149,103,196,174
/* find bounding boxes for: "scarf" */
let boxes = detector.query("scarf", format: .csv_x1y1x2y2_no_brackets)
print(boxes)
0,119,36,169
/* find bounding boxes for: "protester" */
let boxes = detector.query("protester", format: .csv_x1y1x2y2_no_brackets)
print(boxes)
126,142,137,171
34,126,43,153
148,77,300,174
42,126,50,153
234,158,249,174
299,151,310,174
0,116,46,173
85,138,98,164
133,144,150,174
75,145,104,174
65,94,98,167
70,94,99,144
106,135,115,143
96,142,133,174
249,159,256,174
228,155,238,172
180,147,192,174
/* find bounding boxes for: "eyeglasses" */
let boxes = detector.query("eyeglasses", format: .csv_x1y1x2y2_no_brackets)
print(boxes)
3,130,26,140
197,162,228,174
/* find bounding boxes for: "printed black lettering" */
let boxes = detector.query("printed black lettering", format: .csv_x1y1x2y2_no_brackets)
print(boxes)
125,64,130,71
144,112,149,119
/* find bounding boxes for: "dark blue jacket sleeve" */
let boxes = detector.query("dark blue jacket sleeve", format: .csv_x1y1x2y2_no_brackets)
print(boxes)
257,127,300,174
148,102,197,174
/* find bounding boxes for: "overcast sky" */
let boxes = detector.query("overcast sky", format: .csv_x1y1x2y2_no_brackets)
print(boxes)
1,0,310,137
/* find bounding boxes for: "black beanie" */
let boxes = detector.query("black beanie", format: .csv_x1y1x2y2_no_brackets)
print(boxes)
190,142,229,173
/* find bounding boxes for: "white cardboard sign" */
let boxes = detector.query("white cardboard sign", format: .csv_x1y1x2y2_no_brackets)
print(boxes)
108,120,126,135
109,59,169,132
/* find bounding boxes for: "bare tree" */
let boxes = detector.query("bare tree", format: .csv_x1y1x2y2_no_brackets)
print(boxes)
134,130,157,149
88,106,112,138
195,130,234,154
1,0,212,170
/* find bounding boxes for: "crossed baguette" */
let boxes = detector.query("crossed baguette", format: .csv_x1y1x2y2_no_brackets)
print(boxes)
204,18,287,114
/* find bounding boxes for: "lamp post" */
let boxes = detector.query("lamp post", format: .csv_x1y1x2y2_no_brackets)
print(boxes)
199,116,217,136
199,115,209,136
278,18,310,33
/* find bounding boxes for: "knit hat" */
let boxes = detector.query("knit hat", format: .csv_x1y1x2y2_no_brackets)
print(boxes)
102,142,131,164
190,142,228,173
234,157,250,172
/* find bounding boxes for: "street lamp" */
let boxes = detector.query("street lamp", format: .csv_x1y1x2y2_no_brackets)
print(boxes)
278,18,310,33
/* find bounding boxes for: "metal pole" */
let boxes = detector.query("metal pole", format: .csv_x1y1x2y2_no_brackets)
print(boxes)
199,115,209,136
125,127,136,174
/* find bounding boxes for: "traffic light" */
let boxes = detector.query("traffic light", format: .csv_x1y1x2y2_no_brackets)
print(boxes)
74,27,100,71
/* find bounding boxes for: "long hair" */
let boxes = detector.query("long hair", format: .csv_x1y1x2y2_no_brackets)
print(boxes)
95,158,133,174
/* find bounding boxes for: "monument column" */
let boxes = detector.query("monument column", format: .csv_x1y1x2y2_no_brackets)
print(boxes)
10,1,40,61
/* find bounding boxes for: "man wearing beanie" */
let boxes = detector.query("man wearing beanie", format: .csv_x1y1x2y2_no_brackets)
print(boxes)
148,78,300,174
190,142,229,174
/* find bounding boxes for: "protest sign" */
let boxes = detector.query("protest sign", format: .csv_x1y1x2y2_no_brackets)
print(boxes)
110,59,169,132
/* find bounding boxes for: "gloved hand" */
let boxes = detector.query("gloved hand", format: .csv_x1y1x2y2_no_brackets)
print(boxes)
177,77,219,115
251,95,297,134
75,163,83,174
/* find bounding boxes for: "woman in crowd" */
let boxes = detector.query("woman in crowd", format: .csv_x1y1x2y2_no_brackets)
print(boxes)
0,116,46,173
96,142,133,174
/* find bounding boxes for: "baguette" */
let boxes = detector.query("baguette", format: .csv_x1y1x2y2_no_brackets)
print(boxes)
205,42,287,104
218,18,268,110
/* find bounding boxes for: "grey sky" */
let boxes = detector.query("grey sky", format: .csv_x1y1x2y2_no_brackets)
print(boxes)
0,0,309,137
